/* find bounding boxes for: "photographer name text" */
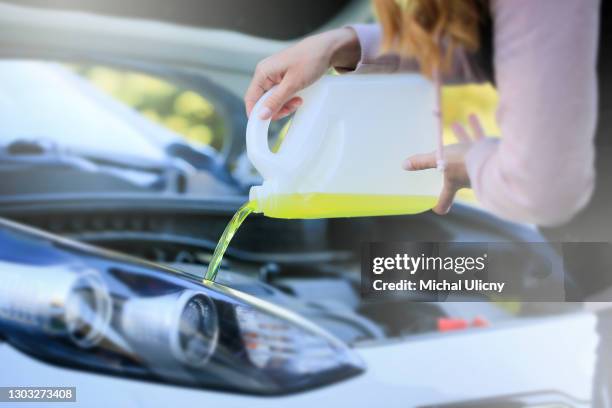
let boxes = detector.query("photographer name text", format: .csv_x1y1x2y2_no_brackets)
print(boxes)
372,279,505,293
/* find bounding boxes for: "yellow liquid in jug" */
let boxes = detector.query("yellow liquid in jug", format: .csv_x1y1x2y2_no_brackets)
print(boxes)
255,193,437,219
203,194,436,283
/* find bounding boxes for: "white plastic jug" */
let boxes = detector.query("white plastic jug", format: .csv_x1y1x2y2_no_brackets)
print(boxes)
246,73,443,219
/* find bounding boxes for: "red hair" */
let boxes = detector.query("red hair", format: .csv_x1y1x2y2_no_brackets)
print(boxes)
372,0,484,77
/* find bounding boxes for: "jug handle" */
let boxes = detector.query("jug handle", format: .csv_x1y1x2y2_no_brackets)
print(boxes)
246,86,287,179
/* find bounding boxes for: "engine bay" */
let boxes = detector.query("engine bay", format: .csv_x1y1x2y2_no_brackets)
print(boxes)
0,196,568,345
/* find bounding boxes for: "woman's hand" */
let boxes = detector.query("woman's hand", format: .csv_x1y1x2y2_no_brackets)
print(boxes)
244,28,360,121
403,114,485,215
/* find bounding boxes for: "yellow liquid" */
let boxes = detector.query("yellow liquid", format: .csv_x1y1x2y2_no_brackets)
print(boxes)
203,194,435,283
204,201,256,282
255,193,437,219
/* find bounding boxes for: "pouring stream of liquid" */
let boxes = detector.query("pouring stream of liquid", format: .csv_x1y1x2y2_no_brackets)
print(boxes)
203,201,256,282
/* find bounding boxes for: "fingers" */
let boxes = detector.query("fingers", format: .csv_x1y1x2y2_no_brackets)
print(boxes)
403,151,437,171
259,76,300,120
404,150,460,215
451,115,486,143
244,69,302,120
244,64,276,117
272,96,303,120
244,88,262,118
468,113,486,140
433,183,458,215
451,122,471,143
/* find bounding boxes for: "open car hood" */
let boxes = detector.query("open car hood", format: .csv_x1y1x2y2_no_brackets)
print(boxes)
2,0,368,41
0,1,371,98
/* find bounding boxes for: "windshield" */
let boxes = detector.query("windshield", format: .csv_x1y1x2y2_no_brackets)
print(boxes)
0,61,177,161
0,60,246,197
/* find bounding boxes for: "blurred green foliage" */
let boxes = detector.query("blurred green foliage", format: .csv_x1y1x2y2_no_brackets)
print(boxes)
72,65,226,150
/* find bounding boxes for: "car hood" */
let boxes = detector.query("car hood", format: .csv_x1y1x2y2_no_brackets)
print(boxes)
1,0,367,41
0,1,369,98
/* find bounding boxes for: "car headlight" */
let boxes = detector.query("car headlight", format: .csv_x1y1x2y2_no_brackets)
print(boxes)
120,290,219,369
0,263,112,348
0,219,364,395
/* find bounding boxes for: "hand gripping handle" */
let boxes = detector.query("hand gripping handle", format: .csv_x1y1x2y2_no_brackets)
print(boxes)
246,87,283,179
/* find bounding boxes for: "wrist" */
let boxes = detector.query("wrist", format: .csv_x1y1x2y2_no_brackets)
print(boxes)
328,27,361,70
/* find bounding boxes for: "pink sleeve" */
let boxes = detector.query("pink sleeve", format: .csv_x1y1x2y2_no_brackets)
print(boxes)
346,23,484,83
346,23,407,73
466,0,599,226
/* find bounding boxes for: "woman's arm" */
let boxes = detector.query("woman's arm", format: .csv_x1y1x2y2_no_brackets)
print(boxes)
245,19,489,119
344,24,487,84
244,28,361,120
465,0,599,226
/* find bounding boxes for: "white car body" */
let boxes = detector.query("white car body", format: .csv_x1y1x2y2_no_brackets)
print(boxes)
0,312,596,406
0,2,601,407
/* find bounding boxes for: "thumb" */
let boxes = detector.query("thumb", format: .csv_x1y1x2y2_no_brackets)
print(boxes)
433,183,458,215
259,77,299,120
403,151,437,171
